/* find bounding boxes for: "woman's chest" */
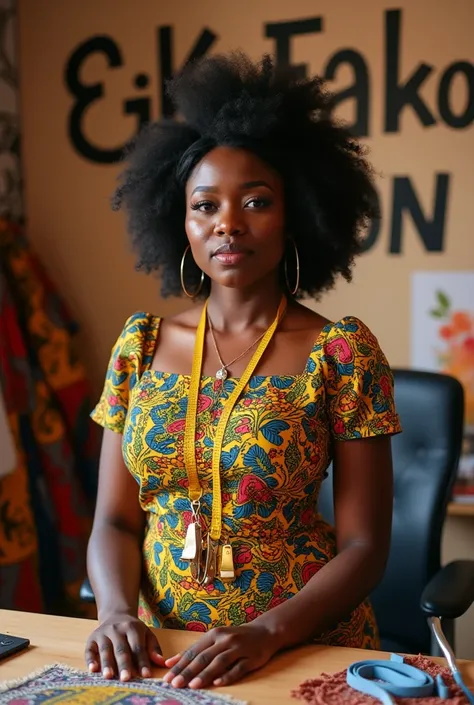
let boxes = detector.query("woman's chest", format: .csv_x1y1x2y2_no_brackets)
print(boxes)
123,371,330,492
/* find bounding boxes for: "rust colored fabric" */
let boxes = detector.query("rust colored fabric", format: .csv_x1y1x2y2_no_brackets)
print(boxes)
292,654,472,704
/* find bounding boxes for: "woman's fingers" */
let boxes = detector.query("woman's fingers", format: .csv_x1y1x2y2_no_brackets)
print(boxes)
84,640,100,673
164,644,237,689
85,618,166,681
164,625,275,688
164,653,181,668
86,623,259,688
163,642,208,686
124,627,153,679
187,650,241,689
146,629,166,669
97,636,118,679
213,658,250,687
163,634,216,685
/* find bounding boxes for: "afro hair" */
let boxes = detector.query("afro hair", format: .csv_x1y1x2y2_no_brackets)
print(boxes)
112,52,378,299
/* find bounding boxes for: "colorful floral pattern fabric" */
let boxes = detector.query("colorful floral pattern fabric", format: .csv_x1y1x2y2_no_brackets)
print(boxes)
0,664,247,704
0,219,98,614
92,312,401,647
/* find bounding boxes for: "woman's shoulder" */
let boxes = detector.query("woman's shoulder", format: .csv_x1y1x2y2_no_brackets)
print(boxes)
308,314,390,376
118,311,161,338
323,315,380,348
109,311,161,372
92,312,161,430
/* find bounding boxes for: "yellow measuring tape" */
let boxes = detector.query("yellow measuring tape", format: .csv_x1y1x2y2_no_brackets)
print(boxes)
183,296,287,541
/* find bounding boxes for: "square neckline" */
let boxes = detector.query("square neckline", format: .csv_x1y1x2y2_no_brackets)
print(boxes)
140,315,335,384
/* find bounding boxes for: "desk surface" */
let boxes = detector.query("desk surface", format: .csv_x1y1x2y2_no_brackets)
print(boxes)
448,502,474,517
1,610,474,704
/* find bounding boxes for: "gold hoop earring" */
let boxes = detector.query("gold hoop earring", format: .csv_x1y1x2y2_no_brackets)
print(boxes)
180,245,205,299
284,240,300,296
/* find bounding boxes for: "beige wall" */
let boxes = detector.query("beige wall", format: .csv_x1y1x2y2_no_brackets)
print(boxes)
18,0,474,656
18,0,474,392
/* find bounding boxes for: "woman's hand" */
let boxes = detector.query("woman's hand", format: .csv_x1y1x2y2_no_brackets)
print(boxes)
163,623,280,689
85,612,165,681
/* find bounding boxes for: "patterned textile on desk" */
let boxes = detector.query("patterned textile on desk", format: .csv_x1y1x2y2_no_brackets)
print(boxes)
0,663,247,704
0,219,98,613
292,653,472,704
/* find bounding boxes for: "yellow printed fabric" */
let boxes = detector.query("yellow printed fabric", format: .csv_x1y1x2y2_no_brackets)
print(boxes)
91,313,401,647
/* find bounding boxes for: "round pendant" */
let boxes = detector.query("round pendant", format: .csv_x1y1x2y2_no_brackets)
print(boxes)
216,367,228,381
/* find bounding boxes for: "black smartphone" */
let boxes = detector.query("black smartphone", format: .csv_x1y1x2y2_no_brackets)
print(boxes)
0,633,30,660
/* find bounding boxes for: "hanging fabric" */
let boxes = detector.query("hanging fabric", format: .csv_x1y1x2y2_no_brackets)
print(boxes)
0,219,98,614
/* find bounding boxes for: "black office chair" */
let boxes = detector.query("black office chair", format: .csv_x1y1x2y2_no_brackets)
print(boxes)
318,369,474,656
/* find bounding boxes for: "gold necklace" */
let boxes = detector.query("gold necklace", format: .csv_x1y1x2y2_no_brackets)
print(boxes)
207,313,267,381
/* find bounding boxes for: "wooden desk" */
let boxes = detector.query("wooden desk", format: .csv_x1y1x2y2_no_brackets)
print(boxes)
1,610,473,704
448,502,474,517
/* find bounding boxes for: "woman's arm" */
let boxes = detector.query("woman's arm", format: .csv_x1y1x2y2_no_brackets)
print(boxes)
163,434,393,689
87,428,145,620
85,429,165,680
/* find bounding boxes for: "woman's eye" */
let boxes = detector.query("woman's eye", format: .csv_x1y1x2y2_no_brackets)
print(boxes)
191,201,215,212
246,198,270,209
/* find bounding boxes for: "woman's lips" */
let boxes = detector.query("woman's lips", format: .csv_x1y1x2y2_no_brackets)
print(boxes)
213,252,248,265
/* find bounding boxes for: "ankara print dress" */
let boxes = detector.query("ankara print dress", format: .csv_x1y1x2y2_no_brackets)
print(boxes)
92,312,401,647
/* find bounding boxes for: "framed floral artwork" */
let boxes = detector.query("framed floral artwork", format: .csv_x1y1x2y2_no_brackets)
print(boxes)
411,271,474,500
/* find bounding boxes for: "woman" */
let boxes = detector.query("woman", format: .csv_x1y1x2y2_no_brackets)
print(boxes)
86,52,401,689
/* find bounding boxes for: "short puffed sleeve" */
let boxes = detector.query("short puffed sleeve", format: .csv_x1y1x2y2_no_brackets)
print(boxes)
321,317,402,440
91,312,156,434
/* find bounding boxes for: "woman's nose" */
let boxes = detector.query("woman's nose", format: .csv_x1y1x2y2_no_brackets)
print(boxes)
214,206,245,237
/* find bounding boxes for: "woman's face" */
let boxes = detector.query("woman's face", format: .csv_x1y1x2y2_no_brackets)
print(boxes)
185,146,286,292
